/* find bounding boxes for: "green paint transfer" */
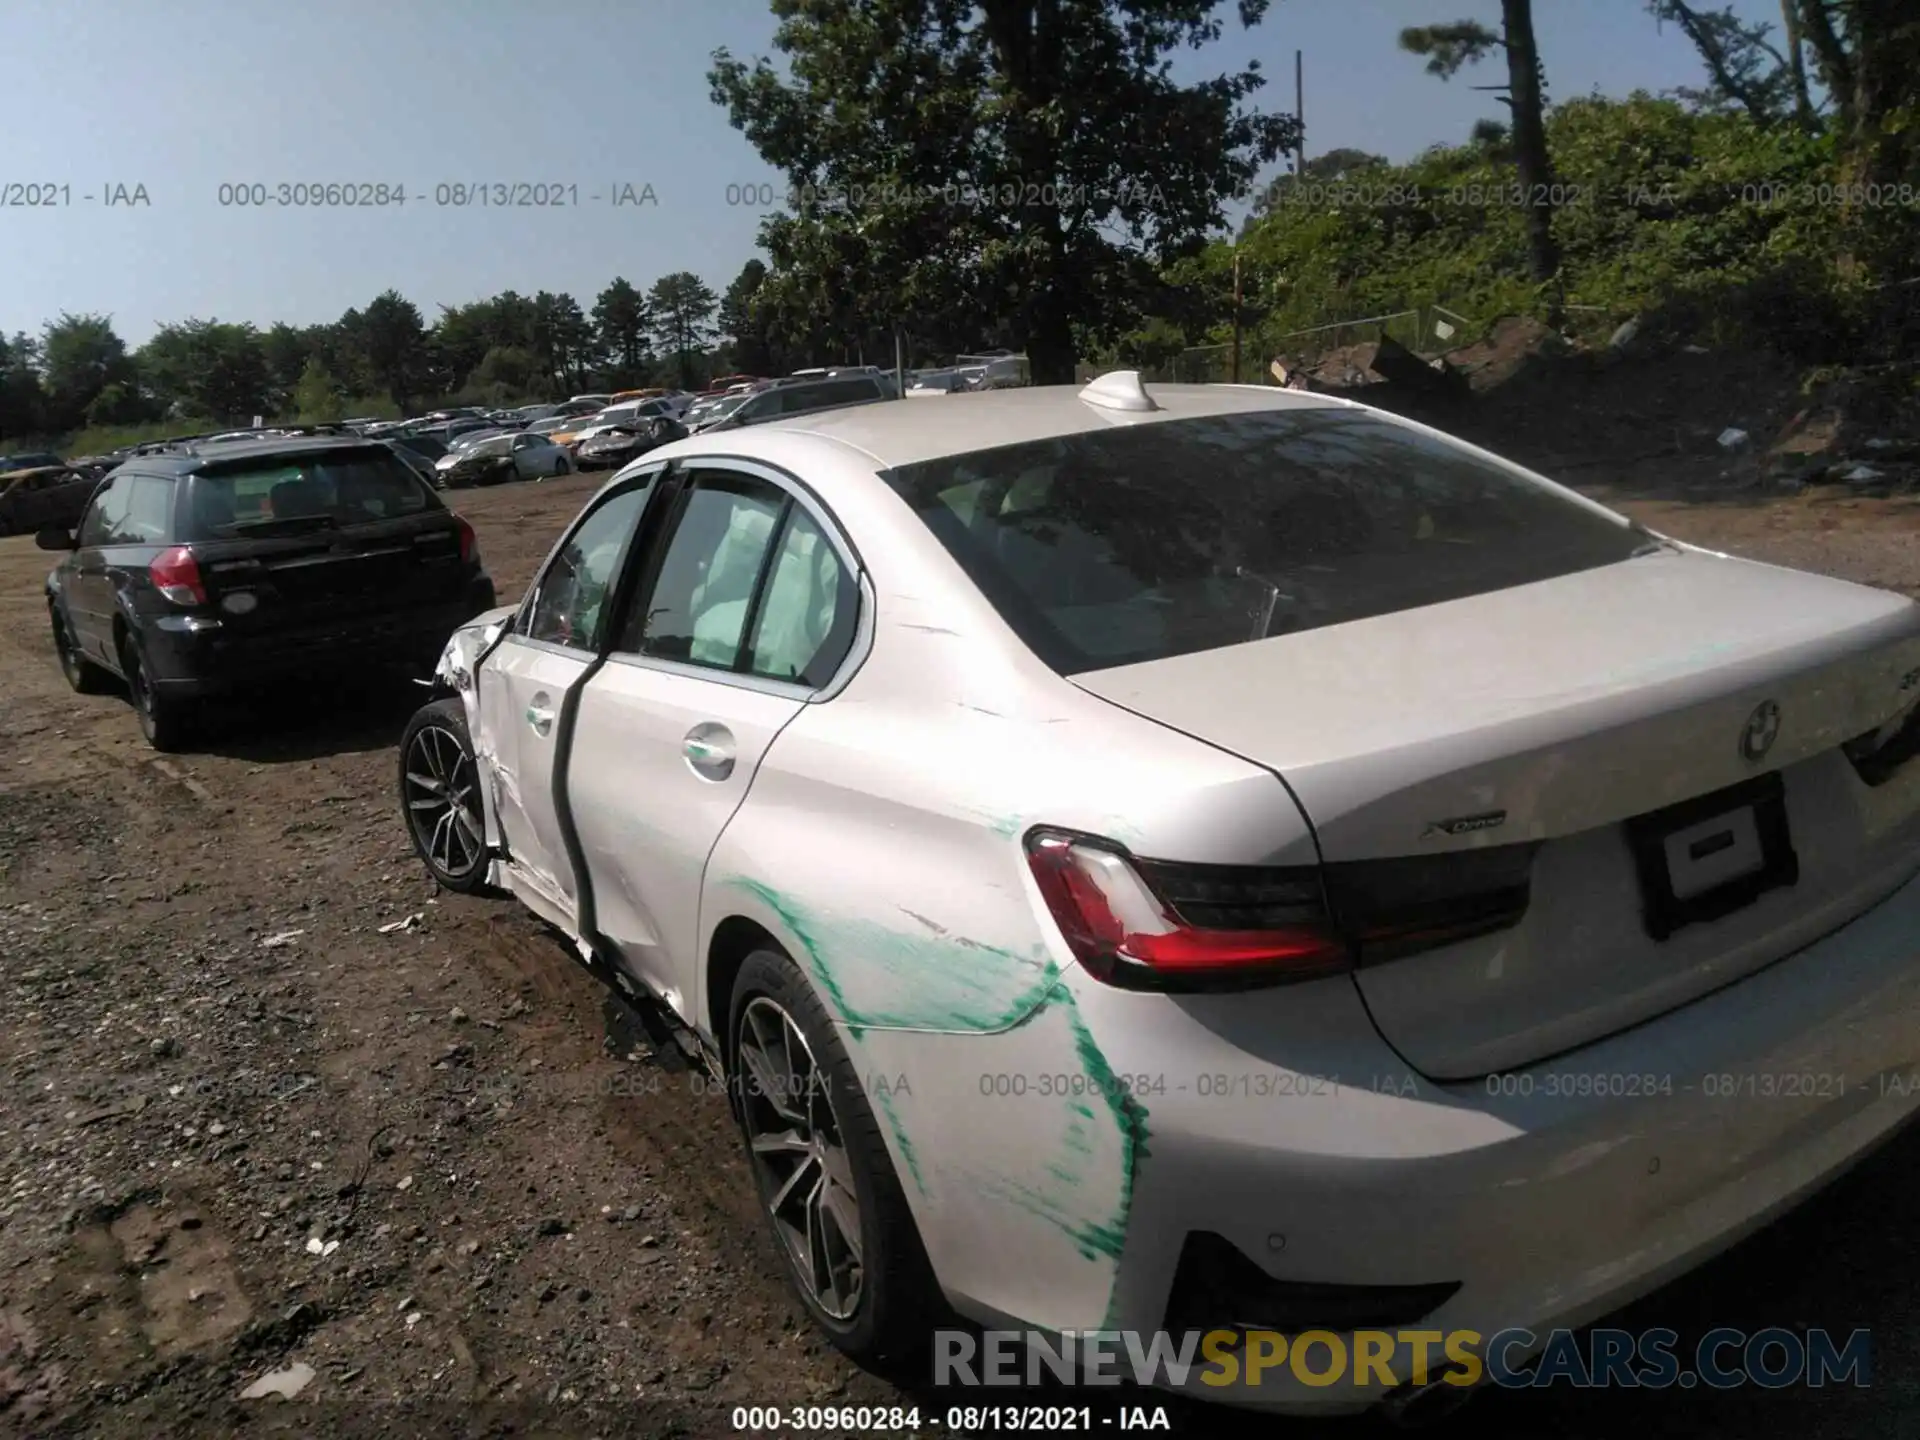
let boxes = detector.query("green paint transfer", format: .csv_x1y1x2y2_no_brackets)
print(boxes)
726,875,1151,1330
725,877,1060,1035
875,1084,928,1197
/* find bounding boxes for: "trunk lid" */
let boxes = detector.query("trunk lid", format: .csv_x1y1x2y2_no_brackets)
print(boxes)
193,511,470,631
1074,548,1920,1078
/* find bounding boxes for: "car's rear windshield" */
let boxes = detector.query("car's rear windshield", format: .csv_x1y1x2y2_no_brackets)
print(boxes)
182,449,437,538
881,407,1653,674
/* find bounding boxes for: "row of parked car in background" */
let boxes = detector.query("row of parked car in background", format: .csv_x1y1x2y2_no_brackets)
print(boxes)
1,352,1031,537
15,352,1030,747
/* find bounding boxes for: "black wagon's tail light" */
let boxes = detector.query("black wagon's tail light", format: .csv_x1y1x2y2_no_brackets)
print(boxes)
453,514,479,566
1025,828,1538,992
149,546,207,605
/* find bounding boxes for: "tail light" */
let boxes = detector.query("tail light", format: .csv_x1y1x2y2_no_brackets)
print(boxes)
453,515,479,565
1026,828,1537,991
149,546,206,605
1025,830,1348,990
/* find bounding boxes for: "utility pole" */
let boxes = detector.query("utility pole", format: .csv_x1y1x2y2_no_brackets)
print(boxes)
1231,250,1242,384
1295,49,1306,173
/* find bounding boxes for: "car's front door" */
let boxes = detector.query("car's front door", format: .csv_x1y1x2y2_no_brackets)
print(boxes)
65,474,137,664
475,478,654,932
565,463,863,1018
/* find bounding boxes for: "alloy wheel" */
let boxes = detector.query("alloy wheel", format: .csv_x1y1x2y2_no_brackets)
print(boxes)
403,724,484,879
736,996,864,1320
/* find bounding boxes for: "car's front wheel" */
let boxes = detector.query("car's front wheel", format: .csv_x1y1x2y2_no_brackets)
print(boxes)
50,605,111,694
728,948,940,1366
398,697,490,892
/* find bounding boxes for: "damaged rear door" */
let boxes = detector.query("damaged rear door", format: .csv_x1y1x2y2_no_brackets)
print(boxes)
475,480,654,931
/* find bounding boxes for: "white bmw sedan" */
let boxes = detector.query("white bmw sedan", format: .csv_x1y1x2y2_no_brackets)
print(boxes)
396,373,1920,1418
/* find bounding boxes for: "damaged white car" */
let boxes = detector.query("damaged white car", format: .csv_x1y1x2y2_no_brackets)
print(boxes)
398,373,1920,1420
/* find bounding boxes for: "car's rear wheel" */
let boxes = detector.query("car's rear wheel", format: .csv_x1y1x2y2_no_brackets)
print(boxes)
399,697,490,892
728,949,940,1366
121,636,195,752
551,453,568,476
51,606,111,694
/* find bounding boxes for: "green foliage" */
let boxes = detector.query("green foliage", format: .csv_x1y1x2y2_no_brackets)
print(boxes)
1164,95,1891,365
292,357,344,423
40,313,135,432
648,272,720,388
708,0,1299,382
137,319,273,424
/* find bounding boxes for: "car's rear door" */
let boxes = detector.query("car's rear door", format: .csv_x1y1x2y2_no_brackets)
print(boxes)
565,462,863,1017
474,476,656,932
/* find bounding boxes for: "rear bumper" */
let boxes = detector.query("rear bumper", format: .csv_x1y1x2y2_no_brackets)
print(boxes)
140,577,498,698
1054,861,1920,1413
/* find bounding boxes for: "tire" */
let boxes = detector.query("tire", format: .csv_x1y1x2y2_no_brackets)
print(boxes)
551,454,568,477
50,605,112,694
728,948,941,1366
120,635,196,752
398,696,491,893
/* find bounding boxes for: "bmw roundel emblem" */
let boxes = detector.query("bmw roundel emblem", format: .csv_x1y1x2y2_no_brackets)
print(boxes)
1740,700,1781,763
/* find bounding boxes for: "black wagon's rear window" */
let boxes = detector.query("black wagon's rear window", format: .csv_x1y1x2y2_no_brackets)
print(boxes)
181,448,436,539
881,408,1654,674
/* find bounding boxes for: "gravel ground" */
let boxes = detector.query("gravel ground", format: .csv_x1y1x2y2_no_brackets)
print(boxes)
3,464,1920,1439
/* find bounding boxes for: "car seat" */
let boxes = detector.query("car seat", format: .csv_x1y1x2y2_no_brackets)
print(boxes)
269,479,329,520
687,502,779,665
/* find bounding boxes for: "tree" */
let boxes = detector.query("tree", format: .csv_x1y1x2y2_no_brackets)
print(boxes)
1791,0,1920,189
0,332,48,441
647,272,719,389
464,345,542,401
592,277,652,376
261,323,317,408
357,290,429,411
532,292,595,393
717,259,779,375
1250,148,1390,221
293,357,344,422
710,0,1298,385
1402,3,1561,286
137,320,271,422
1646,2,1800,128
85,381,157,428
40,313,133,433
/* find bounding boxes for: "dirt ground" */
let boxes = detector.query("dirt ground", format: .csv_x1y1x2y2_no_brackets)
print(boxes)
5,453,1920,1440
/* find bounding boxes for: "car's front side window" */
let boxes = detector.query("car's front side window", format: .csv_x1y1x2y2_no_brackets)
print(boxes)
523,483,652,650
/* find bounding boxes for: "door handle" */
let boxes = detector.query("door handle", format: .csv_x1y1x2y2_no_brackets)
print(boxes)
525,692,556,737
683,723,736,781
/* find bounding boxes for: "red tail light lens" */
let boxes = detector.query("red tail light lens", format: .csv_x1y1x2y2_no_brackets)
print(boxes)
149,546,207,605
453,515,479,565
1025,830,1350,990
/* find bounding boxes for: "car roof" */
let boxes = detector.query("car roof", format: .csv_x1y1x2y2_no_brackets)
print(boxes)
685,381,1348,470
116,434,390,472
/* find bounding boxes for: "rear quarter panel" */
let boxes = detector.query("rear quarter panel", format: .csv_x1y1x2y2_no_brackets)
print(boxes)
696,436,1324,1331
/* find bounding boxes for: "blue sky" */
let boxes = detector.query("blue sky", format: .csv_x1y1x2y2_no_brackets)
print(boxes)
1,0,1782,345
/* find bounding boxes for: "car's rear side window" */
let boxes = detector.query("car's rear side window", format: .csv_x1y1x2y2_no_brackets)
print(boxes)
882,408,1651,675
182,449,437,538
